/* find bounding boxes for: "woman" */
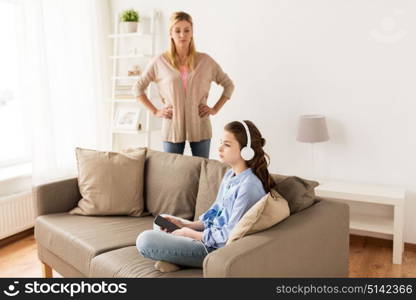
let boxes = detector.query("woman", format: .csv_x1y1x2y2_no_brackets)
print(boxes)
132,11,234,158
136,120,275,271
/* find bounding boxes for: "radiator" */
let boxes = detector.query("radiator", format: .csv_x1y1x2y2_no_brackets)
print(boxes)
0,191,35,239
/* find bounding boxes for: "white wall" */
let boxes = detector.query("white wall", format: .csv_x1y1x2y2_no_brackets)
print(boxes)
110,0,416,243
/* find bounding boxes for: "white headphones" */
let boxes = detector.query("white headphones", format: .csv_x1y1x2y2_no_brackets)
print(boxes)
239,120,255,161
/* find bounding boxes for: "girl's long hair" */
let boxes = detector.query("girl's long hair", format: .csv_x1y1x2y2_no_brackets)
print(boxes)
164,11,196,70
224,120,276,193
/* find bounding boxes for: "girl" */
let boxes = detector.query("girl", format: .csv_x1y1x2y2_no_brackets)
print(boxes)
132,11,234,158
136,120,275,270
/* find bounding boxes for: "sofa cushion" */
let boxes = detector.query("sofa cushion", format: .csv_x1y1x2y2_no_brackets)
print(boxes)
226,189,290,245
69,147,146,216
271,174,319,214
144,149,204,220
90,246,203,278
35,214,154,276
193,159,228,221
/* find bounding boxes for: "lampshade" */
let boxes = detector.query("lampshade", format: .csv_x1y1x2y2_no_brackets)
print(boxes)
296,114,329,143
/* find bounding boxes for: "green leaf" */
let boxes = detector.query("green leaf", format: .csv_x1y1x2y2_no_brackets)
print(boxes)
120,8,139,22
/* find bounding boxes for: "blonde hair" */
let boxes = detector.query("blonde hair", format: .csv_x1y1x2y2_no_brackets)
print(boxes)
164,11,196,70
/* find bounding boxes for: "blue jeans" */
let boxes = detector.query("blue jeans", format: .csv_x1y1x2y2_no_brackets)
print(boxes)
136,215,216,268
163,139,211,158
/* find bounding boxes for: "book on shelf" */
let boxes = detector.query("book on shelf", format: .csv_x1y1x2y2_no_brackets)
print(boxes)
115,85,134,91
114,85,135,100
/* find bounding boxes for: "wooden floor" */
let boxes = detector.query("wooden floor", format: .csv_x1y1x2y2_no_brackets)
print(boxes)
0,233,415,277
0,233,61,278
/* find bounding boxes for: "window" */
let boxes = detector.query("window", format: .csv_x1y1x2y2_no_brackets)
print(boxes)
0,0,31,168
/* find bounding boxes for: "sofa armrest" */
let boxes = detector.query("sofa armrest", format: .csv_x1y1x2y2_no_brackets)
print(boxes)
33,177,81,216
203,200,349,277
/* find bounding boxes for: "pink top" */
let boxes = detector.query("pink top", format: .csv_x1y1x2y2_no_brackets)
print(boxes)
179,65,188,91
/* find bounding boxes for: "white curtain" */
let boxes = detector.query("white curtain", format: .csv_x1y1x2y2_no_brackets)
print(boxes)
21,0,112,185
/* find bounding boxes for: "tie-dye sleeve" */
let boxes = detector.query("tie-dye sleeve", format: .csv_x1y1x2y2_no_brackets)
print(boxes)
202,184,264,248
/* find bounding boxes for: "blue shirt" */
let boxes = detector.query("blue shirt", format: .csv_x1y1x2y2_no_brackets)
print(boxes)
198,168,266,248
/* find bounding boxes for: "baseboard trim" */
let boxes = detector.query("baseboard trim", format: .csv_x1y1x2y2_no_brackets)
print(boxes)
350,234,416,251
0,227,34,248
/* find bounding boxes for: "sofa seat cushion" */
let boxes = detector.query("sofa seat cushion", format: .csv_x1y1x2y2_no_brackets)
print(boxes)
90,246,203,278
35,214,154,275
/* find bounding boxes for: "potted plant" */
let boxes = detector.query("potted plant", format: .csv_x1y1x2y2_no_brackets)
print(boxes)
120,9,139,33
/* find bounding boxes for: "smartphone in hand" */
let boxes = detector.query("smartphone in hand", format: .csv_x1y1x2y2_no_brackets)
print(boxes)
154,215,180,233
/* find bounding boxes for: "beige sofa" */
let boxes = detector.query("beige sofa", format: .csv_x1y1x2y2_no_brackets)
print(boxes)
34,148,349,278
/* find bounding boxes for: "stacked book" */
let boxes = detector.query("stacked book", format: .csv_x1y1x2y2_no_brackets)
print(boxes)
114,85,135,100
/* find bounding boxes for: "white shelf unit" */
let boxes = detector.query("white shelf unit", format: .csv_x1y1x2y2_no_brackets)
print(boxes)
113,99,137,104
109,9,160,151
109,32,152,39
111,76,139,80
110,54,152,59
315,180,406,264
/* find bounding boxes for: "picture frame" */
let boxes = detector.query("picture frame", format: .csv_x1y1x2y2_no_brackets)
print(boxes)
114,107,141,130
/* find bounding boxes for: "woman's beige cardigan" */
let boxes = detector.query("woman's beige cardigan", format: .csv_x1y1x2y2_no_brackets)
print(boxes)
132,52,234,143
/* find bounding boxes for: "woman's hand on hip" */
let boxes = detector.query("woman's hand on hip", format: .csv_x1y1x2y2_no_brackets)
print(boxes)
199,104,216,118
154,104,173,119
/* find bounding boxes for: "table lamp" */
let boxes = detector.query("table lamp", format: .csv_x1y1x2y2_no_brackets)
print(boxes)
296,114,329,180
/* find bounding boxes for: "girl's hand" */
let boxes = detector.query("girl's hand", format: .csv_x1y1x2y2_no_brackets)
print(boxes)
171,227,197,239
199,104,216,117
159,216,186,233
164,216,185,229
155,104,173,119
